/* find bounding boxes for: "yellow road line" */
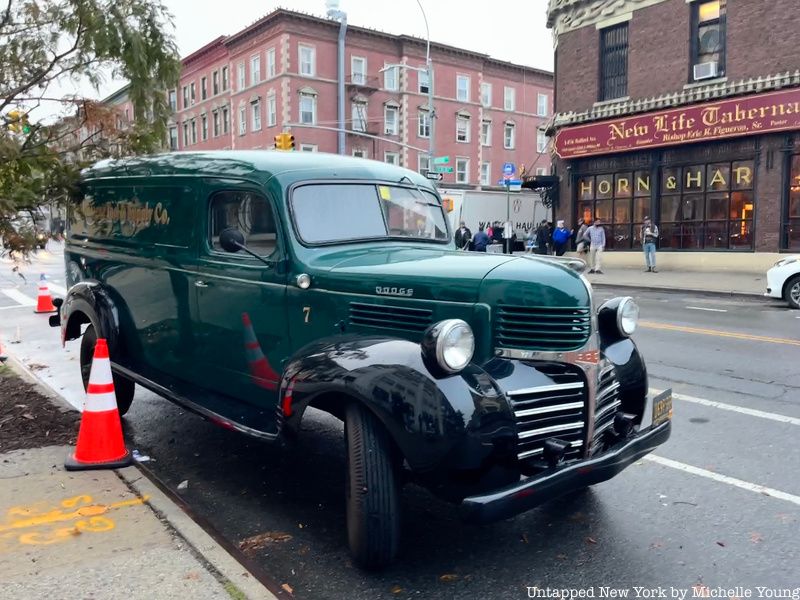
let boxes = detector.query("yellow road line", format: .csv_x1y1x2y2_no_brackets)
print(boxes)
639,320,800,347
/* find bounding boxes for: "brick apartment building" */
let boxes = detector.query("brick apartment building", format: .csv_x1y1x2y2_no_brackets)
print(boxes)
162,8,553,189
547,0,800,252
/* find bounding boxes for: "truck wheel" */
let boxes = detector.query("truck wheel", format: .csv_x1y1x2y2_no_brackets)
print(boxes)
345,403,400,570
80,325,135,416
785,275,800,309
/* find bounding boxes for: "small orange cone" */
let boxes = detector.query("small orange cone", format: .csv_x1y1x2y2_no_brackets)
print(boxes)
65,338,131,471
242,312,279,391
34,273,57,314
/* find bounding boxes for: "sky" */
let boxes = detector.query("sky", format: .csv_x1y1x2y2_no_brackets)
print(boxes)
49,0,554,116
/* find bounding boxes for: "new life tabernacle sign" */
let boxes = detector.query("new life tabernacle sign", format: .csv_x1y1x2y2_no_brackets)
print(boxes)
554,87,800,159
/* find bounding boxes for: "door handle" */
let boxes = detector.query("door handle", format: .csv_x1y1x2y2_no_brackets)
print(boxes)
194,280,209,288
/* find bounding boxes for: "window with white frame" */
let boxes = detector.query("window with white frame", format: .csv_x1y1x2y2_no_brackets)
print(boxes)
456,75,470,102
481,119,491,146
212,71,219,95
351,101,367,132
201,114,208,140
299,93,316,125
384,104,398,135
267,93,276,127
168,90,177,112
537,93,549,117
419,69,430,94
252,100,261,131
537,130,547,153
222,106,229,133
536,167,548,176
182,122,189,146
351,56,366,85
418,154,430,174
384,65,399,91
201,77,207,100
504,122,516,149
238,106,246,135
190,82,196,104
504,86,516,111
418,110,430,138
169,126,178,150
384,151,399,165
456,115,470,143
352,149,366,159
213,111,220,137
221,66,229,91
480,82,492,107
251,55,261,85
300,144,317,152
190,118,197,144
266,48,276,78
237,63,245,91
299,45,315,76
182,86,189,109
456,158,469,184
480,162,491,185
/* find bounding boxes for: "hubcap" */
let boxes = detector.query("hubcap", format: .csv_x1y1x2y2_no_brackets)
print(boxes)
791,282,800,305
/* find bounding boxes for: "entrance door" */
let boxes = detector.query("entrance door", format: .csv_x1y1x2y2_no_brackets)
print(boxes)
190,187,288,432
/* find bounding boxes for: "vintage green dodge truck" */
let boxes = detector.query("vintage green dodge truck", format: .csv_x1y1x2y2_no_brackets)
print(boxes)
53,151,672,568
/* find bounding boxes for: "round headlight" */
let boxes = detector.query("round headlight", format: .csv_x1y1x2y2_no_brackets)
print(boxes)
617,297,639,336
427,319,475,374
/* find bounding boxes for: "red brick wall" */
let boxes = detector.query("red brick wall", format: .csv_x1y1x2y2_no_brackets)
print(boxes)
726,0,798,80
555,24,597,114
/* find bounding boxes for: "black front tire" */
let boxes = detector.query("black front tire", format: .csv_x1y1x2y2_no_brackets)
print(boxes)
785,275,800,310
345,403,401,570
80,325,135,416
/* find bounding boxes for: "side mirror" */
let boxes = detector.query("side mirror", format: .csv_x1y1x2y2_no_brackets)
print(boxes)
219,227,245,253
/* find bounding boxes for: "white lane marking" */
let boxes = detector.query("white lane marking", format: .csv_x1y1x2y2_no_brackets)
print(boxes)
47,282,67,295
1,288,36,306
0,303,31,311
685,306,728,312
644,455,800,507
651,388,800,427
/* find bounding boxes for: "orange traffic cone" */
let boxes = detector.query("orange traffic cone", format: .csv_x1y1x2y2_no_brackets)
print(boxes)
242,312,279,391
65,338,131,471
34,273,57,314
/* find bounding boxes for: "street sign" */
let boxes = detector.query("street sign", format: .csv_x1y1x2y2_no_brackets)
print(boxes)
425,172,443,181
502,162,516,178
497,179,522,186
434,166,454,173
433,156,450,165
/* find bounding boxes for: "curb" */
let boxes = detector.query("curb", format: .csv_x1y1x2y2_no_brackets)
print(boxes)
589,280,764,298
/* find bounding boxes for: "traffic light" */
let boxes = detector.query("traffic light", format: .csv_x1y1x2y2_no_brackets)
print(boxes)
274,132,295,151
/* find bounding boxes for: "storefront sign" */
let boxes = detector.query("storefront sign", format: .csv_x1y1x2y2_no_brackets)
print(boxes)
555,88,800,159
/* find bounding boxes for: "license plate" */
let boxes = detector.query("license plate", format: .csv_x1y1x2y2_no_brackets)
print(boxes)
652,389,673,427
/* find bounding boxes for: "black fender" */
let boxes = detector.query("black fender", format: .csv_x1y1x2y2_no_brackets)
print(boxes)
60,281,123,356
279,334,518,485
600,336,648,421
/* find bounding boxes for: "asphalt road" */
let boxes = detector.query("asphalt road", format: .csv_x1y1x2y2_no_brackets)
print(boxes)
3,250,799,598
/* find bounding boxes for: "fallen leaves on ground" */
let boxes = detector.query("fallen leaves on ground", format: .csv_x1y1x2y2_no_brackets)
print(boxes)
439,573,459,582
585,537,597,545
281,583,293,594
749,532,764,544
391,585,403,594
239,531,293,555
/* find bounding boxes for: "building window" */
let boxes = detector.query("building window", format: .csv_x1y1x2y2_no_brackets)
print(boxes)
351,56,366,85
168,90,177,112
480,82,492,107
212,71,219,96
351,101,367,132
251,55,261,85
299,45,315,76
201,114,208,141
252,101,261,131
418,154,430,175
190,118,197,144
691,0,725,81
168,126,178,151
353,149,366,159
504,86,515,111
238,106,246,136
300,144,317,152
537,130,547,153
481,119,491,146
221,66,229,91
419,69,430,94
504,122,516,149
182,122,189,147
213,111,220,137
480,162,491,186
201,77,207,101
385,152,399,166
267,93,276,127
456,115,470,143
537,93,549,116
182,86,189,109
221,106,229,134
190,82,196,105
418,110,430,138
299,93,316,125
577,170,650,250
456,158,469,184
599,23,629,101
384,65,399,91
237,62,245,91
266,48,276,78
456,75,470,102
384,105,398,135
785,154,800,250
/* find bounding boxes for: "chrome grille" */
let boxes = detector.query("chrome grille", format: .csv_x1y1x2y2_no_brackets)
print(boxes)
508,364,587,461
349,302,433,333
495,305,592,352
593,363,622,447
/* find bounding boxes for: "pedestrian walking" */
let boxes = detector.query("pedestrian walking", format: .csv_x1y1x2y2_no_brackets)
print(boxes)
575,219,588,253
525,228,536,253
534,220,550,255
502,219,514,254
552,220,572,256
642,216,659,272
454,221,472,251
472,225,490,252
584,218,606,273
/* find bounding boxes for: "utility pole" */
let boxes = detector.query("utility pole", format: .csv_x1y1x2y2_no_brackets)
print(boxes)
326,0,347,155
416,0,435,170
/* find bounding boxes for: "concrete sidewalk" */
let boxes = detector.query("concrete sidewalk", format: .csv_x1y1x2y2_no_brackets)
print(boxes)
584,266,766,296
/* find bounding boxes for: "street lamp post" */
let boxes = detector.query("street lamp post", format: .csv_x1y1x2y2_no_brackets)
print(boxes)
326,0,347,155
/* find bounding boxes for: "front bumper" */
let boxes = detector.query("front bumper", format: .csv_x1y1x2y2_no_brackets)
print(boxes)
460,418,671,523
764,267,783,299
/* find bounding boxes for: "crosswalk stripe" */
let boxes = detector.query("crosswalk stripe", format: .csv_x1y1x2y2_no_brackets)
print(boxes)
48,283,67,296
1,289,36,307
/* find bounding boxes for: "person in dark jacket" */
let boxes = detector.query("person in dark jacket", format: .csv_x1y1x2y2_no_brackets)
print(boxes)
534,220,550,255
472,226,490,252
491,221,504,245
454,221,472,250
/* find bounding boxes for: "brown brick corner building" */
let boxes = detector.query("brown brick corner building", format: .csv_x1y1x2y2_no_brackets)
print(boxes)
547,0,800,253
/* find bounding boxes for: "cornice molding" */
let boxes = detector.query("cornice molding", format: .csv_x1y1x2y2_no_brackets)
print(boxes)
547,0,668,35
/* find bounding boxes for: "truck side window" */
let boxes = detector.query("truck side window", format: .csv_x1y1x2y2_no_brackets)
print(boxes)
209,191,277,256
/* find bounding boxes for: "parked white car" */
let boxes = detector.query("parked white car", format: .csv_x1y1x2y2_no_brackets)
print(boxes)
765,256,800,309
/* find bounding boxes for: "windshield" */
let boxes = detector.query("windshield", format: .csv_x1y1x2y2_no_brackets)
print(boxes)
291,183,449,245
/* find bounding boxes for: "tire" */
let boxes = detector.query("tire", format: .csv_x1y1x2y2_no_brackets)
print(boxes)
80,325,135,416
785,275,800,310
345,403,401,570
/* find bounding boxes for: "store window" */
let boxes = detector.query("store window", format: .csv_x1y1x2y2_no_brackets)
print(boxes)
577,171,650,249
784,155,800,250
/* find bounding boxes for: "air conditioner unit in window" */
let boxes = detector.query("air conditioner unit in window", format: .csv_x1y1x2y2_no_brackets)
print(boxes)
693,61,719,81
